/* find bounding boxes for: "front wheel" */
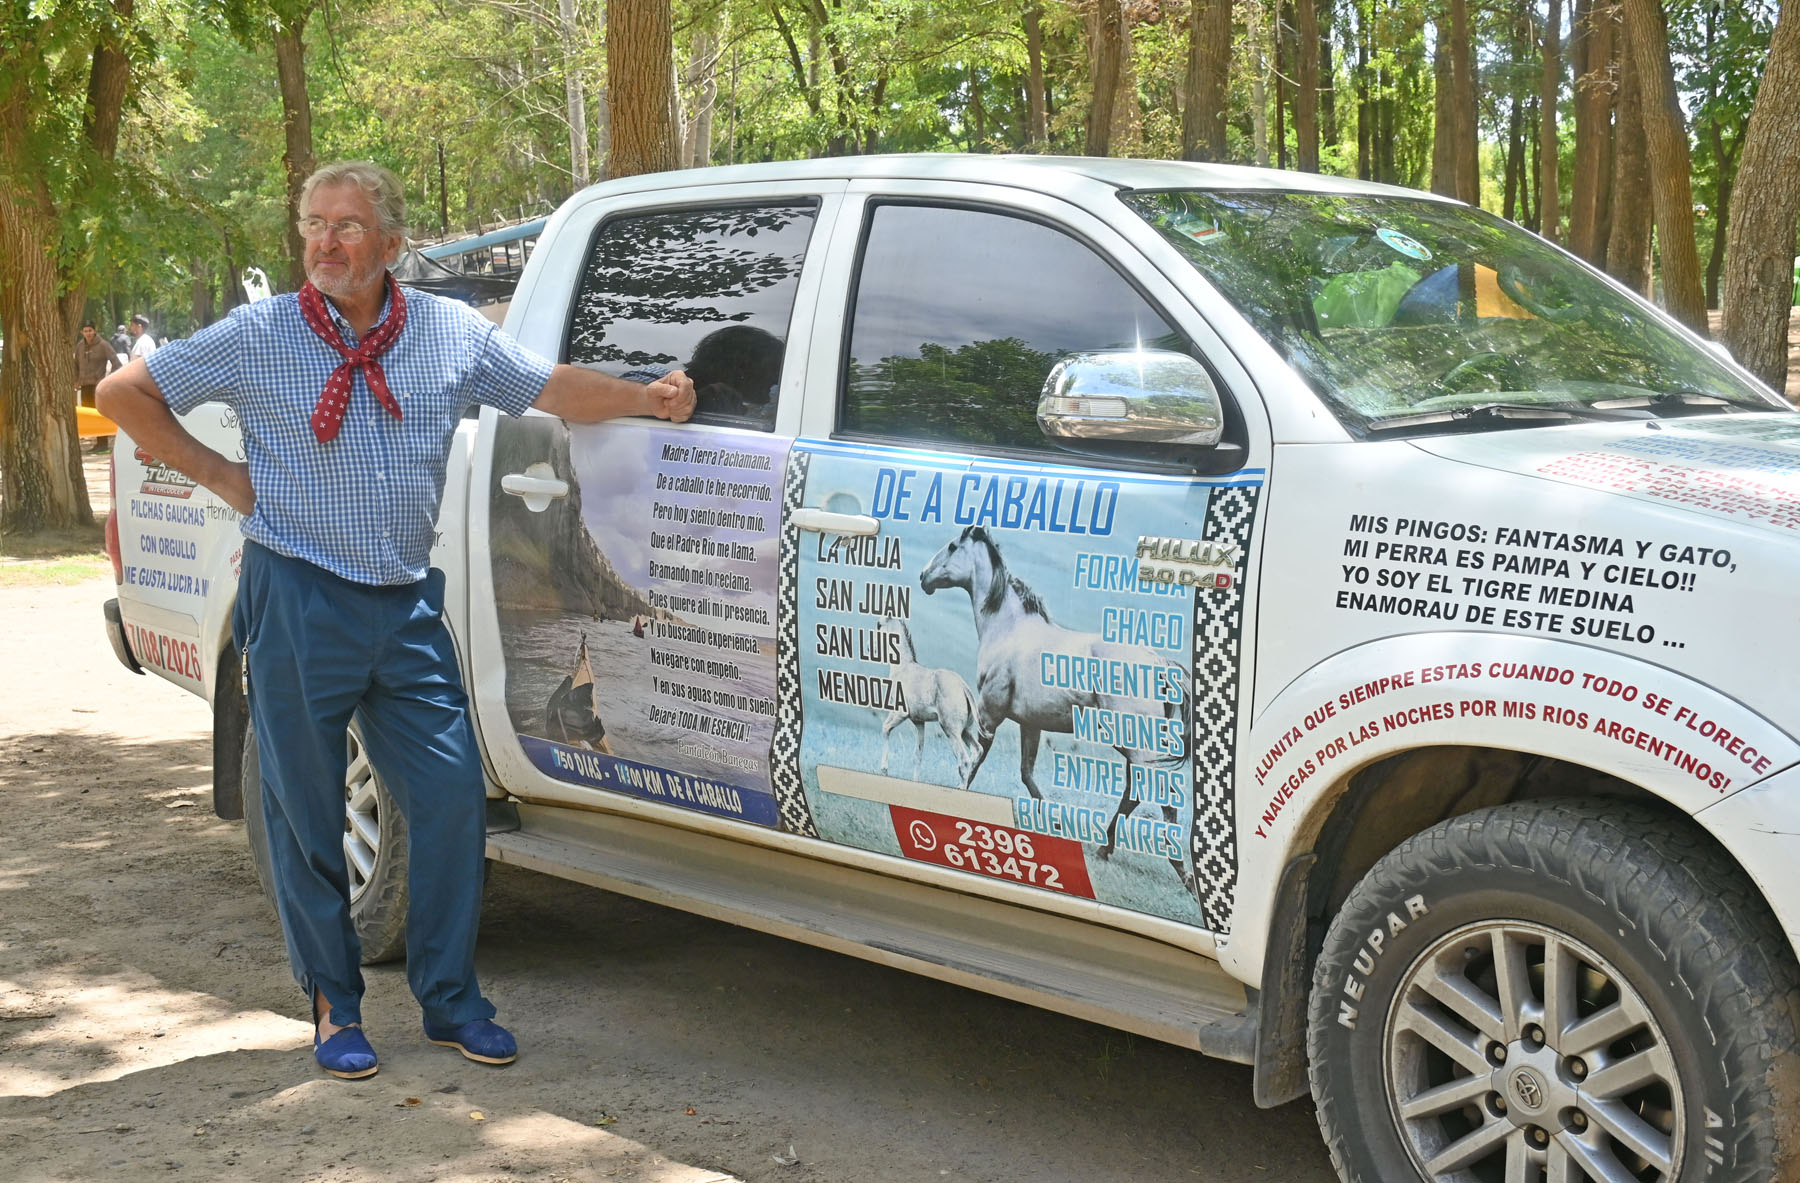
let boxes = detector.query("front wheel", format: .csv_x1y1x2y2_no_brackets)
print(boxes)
242,715,411,964
1308,801,1798,1183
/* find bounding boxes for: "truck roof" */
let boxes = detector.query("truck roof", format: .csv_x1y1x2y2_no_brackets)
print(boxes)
570,153,1456,205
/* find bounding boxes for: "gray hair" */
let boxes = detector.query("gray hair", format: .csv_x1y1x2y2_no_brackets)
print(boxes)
299,160,408,237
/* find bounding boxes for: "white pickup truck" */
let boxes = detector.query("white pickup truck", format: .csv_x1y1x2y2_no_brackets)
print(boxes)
104,154,1800,1183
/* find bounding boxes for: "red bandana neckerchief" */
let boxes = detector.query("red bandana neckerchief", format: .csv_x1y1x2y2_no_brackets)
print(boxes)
298,275,408,443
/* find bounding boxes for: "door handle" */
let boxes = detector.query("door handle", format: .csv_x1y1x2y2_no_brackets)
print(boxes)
791,508,880,536
500,462,568,512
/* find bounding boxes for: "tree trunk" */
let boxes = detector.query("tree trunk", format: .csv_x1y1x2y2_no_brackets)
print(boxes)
1182,0,1234,160
1356,1,1370,178
606,0,678,178
1568,0,1615,261
1025,5,1048,150
1526,96,1540,229
668,54,686,166
1539,0,1562,242
1319,0,1338,148
222,229,248,313
685,27,717,168
1295,0,1320,169
1618,0,1707,331
1274,0,1290,168
557,0,591,190
1590,2,1618,266
1505,93,1524,219
0,4,136,532
1706,171,1732,309
1253,0,1272,166
1084,0,1125,155
0,138,88,531
1111,16,1142,153
970,63,987,148
1721,0,1800,388
1432,24,1457,196
273,9,317,291
1450,0,1478,202
1605,45,1652,295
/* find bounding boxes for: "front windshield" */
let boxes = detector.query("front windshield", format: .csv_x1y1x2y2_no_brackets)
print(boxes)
1122,189,1780,434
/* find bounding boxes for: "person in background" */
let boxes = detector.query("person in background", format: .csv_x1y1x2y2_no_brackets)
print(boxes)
128,314,158,361
111,323,131,363
75,321,122,453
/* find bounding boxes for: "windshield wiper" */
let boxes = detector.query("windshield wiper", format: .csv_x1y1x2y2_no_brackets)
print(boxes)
1588,390,1745,416
1366,402,1634,433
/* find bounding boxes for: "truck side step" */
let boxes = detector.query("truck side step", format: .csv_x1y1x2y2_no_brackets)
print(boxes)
486,802,1254,1061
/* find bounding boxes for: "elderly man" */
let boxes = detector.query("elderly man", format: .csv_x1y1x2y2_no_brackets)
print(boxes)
98,160,695,1081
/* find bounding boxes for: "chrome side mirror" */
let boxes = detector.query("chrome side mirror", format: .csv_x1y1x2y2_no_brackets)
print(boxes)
1037,351,1224,448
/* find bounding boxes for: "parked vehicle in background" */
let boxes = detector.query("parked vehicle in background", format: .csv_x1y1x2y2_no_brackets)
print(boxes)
104,155,1800,1183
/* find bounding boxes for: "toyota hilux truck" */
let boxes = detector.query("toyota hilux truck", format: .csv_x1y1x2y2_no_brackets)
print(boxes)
103,154,1800,1183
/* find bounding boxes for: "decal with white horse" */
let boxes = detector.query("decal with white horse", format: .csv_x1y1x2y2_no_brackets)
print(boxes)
793,440,1261,928
918,525,1195,892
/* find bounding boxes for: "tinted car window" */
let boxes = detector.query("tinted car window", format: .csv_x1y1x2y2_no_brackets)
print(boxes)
566,202,818,429
841,203,1187,452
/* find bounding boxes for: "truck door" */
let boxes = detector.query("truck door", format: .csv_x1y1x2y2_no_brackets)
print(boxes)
466,188,839,831
785,186,1272,933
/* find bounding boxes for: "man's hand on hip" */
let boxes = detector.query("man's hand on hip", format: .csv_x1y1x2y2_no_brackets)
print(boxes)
97,360,251,515
217,461,256,517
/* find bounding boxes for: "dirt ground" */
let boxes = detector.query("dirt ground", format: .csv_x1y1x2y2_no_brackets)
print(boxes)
0,575,1337,1183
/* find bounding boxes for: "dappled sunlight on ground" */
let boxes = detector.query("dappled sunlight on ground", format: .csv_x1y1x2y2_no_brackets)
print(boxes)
0,970,309,1097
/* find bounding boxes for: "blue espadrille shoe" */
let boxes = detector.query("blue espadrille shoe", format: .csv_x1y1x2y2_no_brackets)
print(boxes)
423,1017,517,1065
314,1022,379,1079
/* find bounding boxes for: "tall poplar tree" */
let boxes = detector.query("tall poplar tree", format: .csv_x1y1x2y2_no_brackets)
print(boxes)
1620,0,1708,331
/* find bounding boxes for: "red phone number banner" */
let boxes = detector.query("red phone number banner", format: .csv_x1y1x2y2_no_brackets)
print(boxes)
890,805,1095,899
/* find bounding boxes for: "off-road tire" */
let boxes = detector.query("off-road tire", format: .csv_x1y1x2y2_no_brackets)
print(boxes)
241,715,411,964
1307,800,1800,1183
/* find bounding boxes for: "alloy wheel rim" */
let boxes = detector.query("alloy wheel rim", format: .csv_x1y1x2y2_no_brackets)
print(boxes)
341,728,381,906
1383,919,1683,1182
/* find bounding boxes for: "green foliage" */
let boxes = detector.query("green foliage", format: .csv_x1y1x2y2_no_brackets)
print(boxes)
22,0,1784,339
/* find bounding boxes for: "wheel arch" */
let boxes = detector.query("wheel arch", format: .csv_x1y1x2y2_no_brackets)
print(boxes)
1234,631,1800,1106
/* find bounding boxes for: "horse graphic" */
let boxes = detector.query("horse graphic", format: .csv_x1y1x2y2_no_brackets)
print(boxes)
545,633,612,753
875,616,981,784
919,525,1192,889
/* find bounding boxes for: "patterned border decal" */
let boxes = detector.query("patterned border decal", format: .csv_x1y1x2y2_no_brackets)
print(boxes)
1189,484,1261,932
769,449,820,837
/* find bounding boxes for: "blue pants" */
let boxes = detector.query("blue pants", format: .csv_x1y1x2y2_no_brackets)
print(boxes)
234,540,496,1030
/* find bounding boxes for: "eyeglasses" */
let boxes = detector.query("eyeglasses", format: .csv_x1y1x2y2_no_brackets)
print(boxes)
296,217,375,244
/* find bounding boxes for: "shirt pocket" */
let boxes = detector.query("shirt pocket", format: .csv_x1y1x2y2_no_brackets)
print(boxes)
390,383,462,469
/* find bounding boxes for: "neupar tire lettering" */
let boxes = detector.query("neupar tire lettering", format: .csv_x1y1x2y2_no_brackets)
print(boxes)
1306,801,1800,1183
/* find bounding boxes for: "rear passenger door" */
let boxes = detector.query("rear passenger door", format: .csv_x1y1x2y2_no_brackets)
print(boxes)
786,185,1271,933
470,187,839,830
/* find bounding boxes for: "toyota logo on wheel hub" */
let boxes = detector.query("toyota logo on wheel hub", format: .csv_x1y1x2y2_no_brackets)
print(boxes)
1509,1067,1547,1112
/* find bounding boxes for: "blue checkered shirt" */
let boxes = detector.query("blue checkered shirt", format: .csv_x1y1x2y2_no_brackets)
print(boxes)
148,286,553,585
